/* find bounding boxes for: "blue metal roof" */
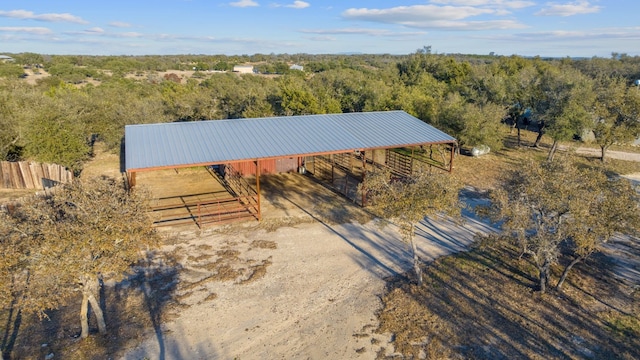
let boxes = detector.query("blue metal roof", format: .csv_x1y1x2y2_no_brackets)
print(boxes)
125,111,456,171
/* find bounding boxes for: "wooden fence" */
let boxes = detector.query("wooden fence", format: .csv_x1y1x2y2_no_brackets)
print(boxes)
0,161,73,189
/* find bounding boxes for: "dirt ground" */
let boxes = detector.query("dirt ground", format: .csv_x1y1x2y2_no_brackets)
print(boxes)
3,144,635,359
72,145,496,359
117,192,495,360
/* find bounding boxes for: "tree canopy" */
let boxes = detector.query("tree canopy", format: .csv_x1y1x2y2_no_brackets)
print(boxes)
361,169,463,286
2,52,640,167
484,158,640,293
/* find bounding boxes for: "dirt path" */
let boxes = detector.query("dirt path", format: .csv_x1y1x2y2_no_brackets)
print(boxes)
120,191,496,360
575,146,640,162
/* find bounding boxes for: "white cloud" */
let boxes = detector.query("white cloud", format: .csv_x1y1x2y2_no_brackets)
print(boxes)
85,27,105,34
301,28,427,37
116,32,144,38
308,35,336,41
437,19,525,30
63,28,141,39
488,27,640,43
344,5,492,22
285,1,310,9
109,21,132,28
535,1,601,17
229,0,259,7
430,0,535,9
0,26,53,35
0,9,88,24
342,5,526,30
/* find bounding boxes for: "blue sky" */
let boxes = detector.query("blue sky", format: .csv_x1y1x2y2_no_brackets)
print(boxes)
0,1,638,57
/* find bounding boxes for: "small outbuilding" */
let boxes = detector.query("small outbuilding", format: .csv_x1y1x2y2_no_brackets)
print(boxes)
232,65,254,74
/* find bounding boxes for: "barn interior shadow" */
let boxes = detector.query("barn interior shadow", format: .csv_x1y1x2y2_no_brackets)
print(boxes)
258,173,415,278
258,172,370,223
120,136,126,174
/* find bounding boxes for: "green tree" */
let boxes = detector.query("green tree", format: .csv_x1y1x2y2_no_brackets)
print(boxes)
485,158,639,293
78,78,169,151
0,63,25,79
22,93,90,173
11,52,44,67
499,57,542,147
0,80,25,160
435,93,505,153
529,66,595,160
213,61,232,71
308,69,382,113
160,79,219,121
593,76,640,161
361,170,463,286
277,77,320,116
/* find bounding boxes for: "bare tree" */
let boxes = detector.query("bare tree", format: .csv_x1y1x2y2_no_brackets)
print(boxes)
486,158,639,293
0,177,158,339
556,170,640,289
360,170,462,286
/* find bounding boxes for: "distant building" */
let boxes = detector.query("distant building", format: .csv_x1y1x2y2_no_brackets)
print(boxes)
0,55,14,63
289,64,304,71
233,65,254,74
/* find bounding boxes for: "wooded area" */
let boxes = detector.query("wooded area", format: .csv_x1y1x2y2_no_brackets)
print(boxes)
1,52,639,173
1,51,639,358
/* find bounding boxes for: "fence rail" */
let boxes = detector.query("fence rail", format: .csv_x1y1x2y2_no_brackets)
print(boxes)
0,161,73,189
197,196,259,227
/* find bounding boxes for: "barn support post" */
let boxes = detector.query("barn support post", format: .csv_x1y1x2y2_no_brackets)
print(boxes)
256,160,262,221
361,151,367,206
410,147,415,175
331,154,335,183
449,142,455,173
127,171,136,189
344,175,349,198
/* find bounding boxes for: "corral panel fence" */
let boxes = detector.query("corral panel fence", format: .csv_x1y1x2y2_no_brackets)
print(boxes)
0,161,73,189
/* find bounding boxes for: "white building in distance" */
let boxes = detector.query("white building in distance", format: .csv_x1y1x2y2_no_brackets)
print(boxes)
233,65,255,74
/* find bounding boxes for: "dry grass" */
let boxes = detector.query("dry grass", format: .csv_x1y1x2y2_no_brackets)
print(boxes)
238,258,273,284
254,215,316,233
250,239,278,250
0,253,184,360
0,233,277,359
455,128,640,191
373,130,640,359
376,237,640,359
0,188,38,204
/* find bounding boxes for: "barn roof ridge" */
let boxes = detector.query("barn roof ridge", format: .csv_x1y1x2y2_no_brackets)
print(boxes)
124,110,407,128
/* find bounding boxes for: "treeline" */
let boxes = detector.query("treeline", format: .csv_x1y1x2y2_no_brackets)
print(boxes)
1,52,639,173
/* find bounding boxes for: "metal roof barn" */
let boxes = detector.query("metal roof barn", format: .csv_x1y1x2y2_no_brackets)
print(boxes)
124,111,457,226
124,110,456,172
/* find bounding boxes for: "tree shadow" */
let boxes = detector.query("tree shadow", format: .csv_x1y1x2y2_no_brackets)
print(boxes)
378,240,640,359
110,251,182,360
1,293,22,360
0,251,182,359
